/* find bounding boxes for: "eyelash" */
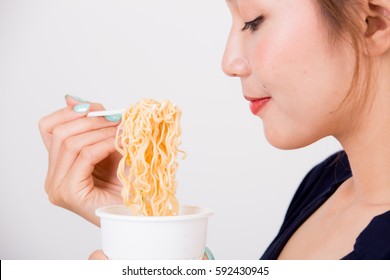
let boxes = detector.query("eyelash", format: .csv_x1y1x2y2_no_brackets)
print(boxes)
241,15,265,32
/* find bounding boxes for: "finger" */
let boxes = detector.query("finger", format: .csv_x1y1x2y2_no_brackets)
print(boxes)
65,95,89,107
203,247,215,260
51,126,117,187
39,103,106,150
39,106,84,150
47,117,120,184
60,136,118,220
68,136,117,184
45,135,118,217
88,250,109,260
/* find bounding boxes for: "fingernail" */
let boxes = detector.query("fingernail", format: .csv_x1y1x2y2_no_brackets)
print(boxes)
73,103,90,113
104,114,122,122
65,94,87,102
204,247,215,260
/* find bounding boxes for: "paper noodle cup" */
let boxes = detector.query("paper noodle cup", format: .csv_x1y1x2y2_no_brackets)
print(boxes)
95,205,213,260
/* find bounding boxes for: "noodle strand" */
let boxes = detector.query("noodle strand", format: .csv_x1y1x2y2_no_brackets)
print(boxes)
115,98,185,216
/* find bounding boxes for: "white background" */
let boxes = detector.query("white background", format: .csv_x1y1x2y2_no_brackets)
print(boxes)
0,0,342,259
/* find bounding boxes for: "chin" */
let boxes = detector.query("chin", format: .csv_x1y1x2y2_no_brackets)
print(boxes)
264,128,319,150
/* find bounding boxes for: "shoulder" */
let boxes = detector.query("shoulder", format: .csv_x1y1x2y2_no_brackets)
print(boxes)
260,151,352,259
348,210,390,260
298,150,350,191
284,151,351,221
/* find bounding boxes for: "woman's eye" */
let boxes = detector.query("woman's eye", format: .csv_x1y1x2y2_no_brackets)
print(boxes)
241,15,264,32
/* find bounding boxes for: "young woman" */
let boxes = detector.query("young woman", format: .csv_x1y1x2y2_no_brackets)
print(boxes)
39,0,390,259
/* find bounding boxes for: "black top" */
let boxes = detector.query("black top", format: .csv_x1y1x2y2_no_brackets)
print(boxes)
260,151,390,260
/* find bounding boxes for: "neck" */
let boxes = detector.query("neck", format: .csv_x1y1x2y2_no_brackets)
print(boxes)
336,74,390,204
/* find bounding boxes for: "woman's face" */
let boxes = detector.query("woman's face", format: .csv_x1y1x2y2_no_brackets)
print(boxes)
222,0,356,149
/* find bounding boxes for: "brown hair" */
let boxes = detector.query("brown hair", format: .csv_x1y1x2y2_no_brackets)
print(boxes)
317,0,374,110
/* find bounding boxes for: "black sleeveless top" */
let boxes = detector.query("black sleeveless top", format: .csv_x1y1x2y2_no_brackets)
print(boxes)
261,151,390,260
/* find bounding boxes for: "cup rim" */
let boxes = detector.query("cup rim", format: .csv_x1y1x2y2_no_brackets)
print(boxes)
96,205,213,222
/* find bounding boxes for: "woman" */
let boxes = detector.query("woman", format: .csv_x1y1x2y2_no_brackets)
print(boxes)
39,0,390,259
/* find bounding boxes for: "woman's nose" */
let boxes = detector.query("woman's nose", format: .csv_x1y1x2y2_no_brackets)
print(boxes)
222,57,251,77
221,40,251,77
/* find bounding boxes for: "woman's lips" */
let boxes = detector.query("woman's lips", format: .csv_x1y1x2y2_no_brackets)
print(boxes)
245,96,271,115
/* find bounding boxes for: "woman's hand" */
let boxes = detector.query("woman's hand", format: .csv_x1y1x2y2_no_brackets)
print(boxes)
39,96,123,226
89,250,108,260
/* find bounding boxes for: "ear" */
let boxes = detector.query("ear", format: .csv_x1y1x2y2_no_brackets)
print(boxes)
364,0,390,56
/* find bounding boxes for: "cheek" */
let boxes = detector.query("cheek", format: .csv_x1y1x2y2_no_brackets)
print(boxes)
254,17,327,91
252,12,354,110
251,26,355,149
250,33,321,131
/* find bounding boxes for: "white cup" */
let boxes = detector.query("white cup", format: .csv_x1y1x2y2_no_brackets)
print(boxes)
96,205,213,260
